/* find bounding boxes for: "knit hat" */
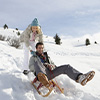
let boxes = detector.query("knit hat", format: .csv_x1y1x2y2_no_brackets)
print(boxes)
31,18,39,26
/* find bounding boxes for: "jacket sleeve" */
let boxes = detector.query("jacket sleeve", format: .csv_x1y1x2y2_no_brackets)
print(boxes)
24,25,31,47
19,32,24,42
24,32,30,47
38,33,43,43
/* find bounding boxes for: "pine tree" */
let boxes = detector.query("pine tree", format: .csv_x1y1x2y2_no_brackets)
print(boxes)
3,24,8,29
16,28,18,30
54,34,61,45
94,41,97,44
17,31,20,36
85,38,90,46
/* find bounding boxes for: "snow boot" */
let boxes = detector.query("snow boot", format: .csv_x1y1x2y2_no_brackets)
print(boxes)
76,71,95,86
23,70,29,75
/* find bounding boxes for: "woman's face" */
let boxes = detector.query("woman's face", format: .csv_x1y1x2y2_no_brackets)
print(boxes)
31,26,39,32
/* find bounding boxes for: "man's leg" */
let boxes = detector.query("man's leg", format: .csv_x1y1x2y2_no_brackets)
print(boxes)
47,64,83,81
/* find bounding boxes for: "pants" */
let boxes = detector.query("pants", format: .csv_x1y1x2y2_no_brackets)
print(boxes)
23,41,36,70
34,60,82,81
46,64,83,81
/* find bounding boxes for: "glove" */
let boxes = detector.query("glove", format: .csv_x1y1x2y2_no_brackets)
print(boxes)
44,63,55,70
30,50,34,55
48,64,55,70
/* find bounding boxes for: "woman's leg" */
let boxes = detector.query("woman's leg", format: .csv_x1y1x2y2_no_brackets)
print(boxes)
23,43,29,70
47,64,83,81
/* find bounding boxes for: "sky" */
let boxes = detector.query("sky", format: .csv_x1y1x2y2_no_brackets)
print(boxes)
0,0,100,37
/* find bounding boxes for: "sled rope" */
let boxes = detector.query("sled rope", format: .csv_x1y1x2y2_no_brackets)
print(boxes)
49,67,63,92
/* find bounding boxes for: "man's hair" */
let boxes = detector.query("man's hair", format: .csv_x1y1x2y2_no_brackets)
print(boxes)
36,42,44,49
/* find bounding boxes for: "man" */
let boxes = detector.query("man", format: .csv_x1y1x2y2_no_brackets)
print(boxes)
28,42,95,87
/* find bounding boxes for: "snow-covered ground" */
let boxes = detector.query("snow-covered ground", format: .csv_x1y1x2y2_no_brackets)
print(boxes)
0,28,100,100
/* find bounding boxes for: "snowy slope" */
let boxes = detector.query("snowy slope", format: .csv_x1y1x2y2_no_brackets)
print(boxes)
0,27,23,40
0,28,100,100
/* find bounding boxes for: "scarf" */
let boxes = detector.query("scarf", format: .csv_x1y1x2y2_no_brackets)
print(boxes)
30,32,36,41
36,52,46,63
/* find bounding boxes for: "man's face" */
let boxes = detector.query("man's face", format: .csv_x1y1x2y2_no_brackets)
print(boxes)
36,45,44,54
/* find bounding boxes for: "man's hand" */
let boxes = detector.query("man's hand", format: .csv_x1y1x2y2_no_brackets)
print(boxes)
44,63,55,70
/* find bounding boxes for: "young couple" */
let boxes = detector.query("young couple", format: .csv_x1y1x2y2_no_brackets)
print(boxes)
20,18,95,87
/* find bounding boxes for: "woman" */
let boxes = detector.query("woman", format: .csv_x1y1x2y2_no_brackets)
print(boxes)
20,18,43,70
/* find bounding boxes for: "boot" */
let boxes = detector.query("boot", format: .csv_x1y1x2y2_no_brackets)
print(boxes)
76,71,95,86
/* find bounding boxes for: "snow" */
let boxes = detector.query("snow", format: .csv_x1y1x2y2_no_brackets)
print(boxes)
0,28,100,100
0,27,22,40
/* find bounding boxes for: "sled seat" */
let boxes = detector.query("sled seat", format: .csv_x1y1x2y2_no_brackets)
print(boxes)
31,76,64,97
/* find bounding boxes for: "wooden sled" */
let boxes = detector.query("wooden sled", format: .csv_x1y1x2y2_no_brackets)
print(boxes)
31,77,64,97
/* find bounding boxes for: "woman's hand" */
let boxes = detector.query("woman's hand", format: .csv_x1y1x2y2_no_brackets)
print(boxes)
30,50,34,55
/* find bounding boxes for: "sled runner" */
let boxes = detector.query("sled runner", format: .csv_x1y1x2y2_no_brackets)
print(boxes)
31,73,64,97
23,70,64,97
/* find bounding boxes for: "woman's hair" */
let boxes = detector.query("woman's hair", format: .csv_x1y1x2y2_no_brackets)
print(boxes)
31,26,42,34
